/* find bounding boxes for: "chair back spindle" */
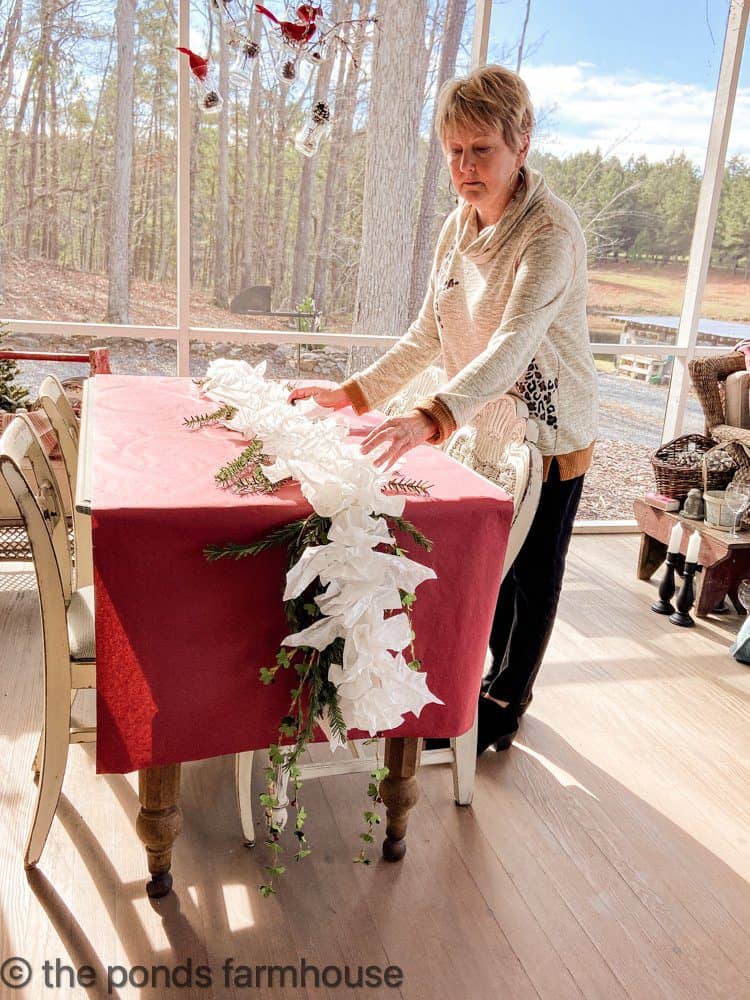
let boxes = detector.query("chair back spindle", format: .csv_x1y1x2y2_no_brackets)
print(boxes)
37,376,91,587
0,413,74,651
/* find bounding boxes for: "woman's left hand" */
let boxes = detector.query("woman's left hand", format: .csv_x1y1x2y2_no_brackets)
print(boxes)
359,410,436,471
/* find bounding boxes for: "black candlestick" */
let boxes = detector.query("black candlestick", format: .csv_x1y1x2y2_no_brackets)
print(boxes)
669,560,700,627
652,550,683,614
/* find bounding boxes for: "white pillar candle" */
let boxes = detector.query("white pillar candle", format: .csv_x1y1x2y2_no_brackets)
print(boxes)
685,531,701,564
667,521,683,554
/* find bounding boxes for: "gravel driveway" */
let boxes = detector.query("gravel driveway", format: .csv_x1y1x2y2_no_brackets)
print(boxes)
597,372,705,446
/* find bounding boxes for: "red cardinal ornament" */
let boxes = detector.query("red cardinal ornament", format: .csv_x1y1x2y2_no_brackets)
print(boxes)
176,47,209,81
255,3,318,44
295,4,323,22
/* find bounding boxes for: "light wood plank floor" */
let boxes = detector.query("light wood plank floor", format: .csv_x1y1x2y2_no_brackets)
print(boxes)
1,534,749,1000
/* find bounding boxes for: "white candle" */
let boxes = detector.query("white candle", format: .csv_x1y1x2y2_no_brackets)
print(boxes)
667,521,683,554
685,531,701,564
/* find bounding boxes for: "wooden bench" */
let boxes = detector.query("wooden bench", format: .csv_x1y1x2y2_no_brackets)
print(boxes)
634,498,750,616
618,354,667,382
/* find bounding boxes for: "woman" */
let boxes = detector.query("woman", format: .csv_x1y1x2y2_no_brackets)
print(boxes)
289,64,598,754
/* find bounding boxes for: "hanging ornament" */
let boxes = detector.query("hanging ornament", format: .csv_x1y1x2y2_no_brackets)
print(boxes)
290,4,323,23
295,100,331,157
176,45,208,79
265,27,304,85
300,35,329,65
228,28,261,86
278,56,299,83
177,46,223,118
202,2,378,104
256,3,320,45
289,5,334,64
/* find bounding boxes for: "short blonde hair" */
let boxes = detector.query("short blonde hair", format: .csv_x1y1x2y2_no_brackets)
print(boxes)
435,64,534,153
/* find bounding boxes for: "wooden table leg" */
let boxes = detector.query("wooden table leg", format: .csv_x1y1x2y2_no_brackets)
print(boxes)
136,765,182,898
638,532,667,581
380,737,420,862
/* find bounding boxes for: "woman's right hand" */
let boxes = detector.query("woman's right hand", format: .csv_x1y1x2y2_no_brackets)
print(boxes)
287,384,351,410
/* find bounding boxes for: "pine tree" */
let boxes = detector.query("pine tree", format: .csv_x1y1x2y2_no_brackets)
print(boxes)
0,322,29,413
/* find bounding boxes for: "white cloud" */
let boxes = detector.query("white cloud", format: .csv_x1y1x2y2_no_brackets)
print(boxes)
522,62,750,165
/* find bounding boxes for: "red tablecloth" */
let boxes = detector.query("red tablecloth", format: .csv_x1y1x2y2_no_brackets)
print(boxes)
90,375,512,773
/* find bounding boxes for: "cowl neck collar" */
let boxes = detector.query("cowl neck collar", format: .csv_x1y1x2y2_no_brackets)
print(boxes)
455,166,546,263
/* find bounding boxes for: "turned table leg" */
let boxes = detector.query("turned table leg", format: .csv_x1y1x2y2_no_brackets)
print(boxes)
380,737,420,862
136,764,182,898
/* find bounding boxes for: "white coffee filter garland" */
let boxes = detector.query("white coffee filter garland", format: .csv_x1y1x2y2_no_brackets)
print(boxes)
200,358,443,745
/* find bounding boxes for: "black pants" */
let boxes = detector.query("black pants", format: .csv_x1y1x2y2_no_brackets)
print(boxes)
484,459,584,708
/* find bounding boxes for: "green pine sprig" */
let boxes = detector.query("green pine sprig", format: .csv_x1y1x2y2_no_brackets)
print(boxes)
183,403,237,428
203,517,310,561
215,439,264,486
382,514,433,552
231,464,279,495
383,474,433,497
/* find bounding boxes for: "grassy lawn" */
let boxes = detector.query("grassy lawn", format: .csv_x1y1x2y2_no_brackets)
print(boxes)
594,358,616,373
588,261,750,322
2,254,748,330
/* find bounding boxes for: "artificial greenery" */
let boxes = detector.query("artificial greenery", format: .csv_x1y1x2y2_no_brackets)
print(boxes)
183,402,237,428
214,438,265,485
207,509,432,895
189,389,435,894
355,759,389,865
384,474,433,497
0,321,29,413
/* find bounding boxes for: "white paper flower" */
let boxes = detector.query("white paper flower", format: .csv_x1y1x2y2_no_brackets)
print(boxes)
199,359,442,747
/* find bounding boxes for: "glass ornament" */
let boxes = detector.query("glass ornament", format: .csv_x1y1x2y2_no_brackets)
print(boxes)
295,101,331,157
229,36,260,86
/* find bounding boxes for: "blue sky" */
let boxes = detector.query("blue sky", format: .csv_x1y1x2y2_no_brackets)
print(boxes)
488,0,750,163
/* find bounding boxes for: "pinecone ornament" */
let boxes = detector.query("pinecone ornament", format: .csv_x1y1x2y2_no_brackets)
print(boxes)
295,101,332,157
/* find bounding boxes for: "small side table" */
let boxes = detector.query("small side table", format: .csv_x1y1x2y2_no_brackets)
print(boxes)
633,499,750,617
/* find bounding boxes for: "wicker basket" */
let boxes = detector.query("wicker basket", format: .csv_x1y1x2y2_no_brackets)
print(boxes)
703,490,735,531
651,433,735,502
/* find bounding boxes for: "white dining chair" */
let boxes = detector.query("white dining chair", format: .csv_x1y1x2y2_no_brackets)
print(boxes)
37,375,92,588
0,413,96,869
234,371,542,845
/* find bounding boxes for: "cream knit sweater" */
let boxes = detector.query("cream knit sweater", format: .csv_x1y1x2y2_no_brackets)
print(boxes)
343,167,599,478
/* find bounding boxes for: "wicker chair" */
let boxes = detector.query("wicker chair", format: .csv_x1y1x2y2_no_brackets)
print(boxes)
688,351,750,447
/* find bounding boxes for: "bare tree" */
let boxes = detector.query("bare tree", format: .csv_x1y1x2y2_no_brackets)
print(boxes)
312,0,369,316
213,13,230,308
240,9,262,289
0,0,23,113
24,1,55,256
289,0,346,309
106,0,136,324
408,0,467,319
516,0,531,71
0,0,23,298
348,0,429,371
